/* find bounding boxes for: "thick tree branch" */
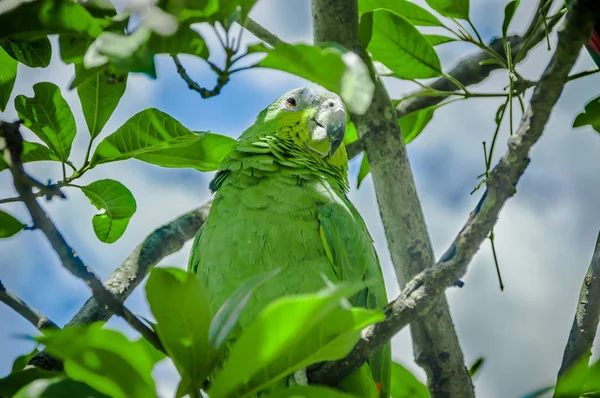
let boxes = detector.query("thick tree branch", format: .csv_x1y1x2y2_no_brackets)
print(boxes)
26,201,211,371
555,231,600,393
0,121,163,353
310,0,599,386
345,0,564,159
0,279,58,331
312,1,474,396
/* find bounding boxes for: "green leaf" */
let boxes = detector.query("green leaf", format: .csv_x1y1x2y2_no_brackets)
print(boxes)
344,121,359,145
357,153,370,188
390,361,429,398
249,43,374,114
424,34,456,46
358,0,442,26
79,179,136,243
573,95,600,133
209,269,281,348
90,108,234,171
425,0,470,20
76,64,127,138
0,368,56,397
0,141,60,172
15,82,77,162
148,23,209,58
479,58,505,67
59,35,93,64
13,377,110,398
35,324,157,398
264,385,361,398
0,209,26,238
502,0,520,39
11,348,40,373
208,282,383,398
145,267,213,397
0,46,17,112
0,0,105,40
468,356,485,377
162,0,219,22
365,10,442,79
1,37,52,68
400,105,435,144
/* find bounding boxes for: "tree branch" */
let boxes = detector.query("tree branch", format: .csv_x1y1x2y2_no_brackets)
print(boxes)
0,121,163,353
555,231,600,392
0,279,58,331
346,0,564,159
312,1,474,396
28,201,212,371
244,17,283,47
309,0,599,387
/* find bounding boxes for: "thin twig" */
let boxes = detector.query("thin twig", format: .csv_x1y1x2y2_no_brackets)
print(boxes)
0,279,58,331
555,231,600,394
172,55,232,99
0,121,164,353
244,17,283,47
309,0,600,386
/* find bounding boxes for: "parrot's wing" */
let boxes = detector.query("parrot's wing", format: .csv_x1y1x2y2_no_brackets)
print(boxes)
317,198,391,398
187,224,204,274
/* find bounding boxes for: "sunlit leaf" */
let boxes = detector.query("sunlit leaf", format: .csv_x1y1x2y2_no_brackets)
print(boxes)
145,267,213,397
425,0,470,20
358,0,442,26
364,10,442,79
15,82,76,162
0,141,60,172
91,108,234,171
264,385,361,398
13,377,110,398
76,64,127,138
249,43,374,114
209,282,384,398
79,179,137,243
390,361,429,398
357,153,370,188
424,34,456,46
502,0,520,39
35,324,157,398
0,46,17,111
0,208,26,238
344,121,359,145
573,95,600,133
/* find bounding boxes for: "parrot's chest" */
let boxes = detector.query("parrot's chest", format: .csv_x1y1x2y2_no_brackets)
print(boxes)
196,174,344,322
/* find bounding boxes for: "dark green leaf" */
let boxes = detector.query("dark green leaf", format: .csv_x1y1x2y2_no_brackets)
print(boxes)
0,46,17,112
249,43,373,114
0,141,60,172
424,34,456,46
400,106,435,144
390,361,429,398
91,108,234,171
365,10,442,79
264,385,360,398
59,35,93,64
15,82,76,162
148,23,209,58
468,356,485,377
76,64,127,138
162,0,219,22
145,267,213,397
208,0,257,25
357,153,369,188
573,95,600,133
0,209,26,238
35,323,157,398
0,368,56,397
502,0,520,39
11,348,39,373
425,0,470,20
13,377,110,398
0,0,105,40
209,283,383,398
79,179,136,243
209,269,280,348
1,37,51,68
358,0,442,26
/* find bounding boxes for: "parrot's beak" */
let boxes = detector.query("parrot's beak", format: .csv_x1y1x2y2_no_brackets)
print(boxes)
312,100,346,156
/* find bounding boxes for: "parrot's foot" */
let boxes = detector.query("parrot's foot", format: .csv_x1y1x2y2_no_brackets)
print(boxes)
287,369,308,386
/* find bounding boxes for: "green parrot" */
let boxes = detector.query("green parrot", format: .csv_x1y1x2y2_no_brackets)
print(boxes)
188,86,391,397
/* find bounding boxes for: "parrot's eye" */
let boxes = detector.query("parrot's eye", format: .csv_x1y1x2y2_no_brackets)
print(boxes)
284,97,296,108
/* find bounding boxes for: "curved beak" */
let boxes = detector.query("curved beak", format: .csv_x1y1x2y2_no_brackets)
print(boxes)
313,102,346,156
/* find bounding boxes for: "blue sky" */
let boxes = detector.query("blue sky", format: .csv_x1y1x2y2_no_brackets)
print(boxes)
1,0,600,397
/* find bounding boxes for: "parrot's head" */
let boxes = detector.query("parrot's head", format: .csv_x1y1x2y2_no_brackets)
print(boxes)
262,86,347,159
